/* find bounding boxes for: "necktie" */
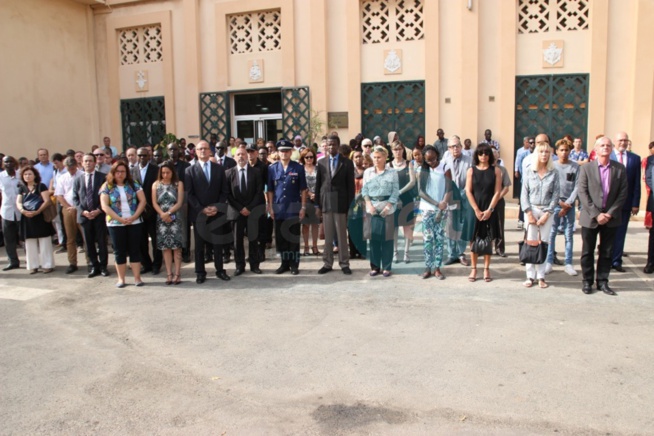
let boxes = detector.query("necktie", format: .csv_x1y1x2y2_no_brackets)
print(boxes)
240,168,246,191
86,174,93,209
331,158,337,175
203,162,210,183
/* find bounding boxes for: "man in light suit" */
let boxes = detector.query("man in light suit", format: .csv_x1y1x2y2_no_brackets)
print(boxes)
130,147,161,274
185,140,231,284
577,136,628,296
226,146,265,276
610,131,641,272
73,153,108,278
315,135,355,275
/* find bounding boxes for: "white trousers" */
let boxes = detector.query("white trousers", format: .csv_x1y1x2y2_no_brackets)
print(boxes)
525,206,554,280
25,237,55,270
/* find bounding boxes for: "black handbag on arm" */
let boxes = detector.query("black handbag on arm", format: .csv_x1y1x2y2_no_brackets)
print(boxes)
518,224,548,264
470,224,493,255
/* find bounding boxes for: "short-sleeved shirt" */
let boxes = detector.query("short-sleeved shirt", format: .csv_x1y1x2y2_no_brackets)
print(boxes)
0,171,21,221
268,160,307,220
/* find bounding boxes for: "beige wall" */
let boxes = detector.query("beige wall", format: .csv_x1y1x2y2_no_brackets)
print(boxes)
0,0,98,159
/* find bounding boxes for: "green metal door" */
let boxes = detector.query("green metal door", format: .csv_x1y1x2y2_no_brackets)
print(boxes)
120,96,166,149
514,74,589,196
515,74,589,149
361,81,425,147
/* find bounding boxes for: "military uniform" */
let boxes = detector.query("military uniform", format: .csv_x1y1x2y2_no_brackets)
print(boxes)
268,145,307,272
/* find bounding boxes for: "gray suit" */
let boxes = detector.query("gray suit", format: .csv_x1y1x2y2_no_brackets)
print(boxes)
577,160,628,286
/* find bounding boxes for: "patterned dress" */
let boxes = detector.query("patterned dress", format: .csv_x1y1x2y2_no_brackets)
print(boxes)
155,182,183,250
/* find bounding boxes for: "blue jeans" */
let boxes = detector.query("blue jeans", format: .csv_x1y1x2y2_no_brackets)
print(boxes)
547,205,575,265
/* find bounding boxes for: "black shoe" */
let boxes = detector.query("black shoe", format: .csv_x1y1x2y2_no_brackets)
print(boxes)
223,254,231,264
88,268,100,278
2,264,19,271
234,268,245,276
140,266,152,274
342,267,352,275
443,257,460,266
598,283,617,296
582,282,594,294
644,264,654,274
204,256,213,263
196,274,206,284
612,265,626,273
152,267,160,275
251,267,262,274
290,268,299,275
553,256,564,266
65,265,78,274
100,267,110,277
216,271,231,281
275,265,290,274
318,266,333,274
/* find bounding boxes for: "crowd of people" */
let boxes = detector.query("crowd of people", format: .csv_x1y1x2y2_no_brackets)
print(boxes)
0,129,650,295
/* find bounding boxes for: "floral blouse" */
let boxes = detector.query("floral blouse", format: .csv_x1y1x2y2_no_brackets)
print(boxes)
99,181,142,226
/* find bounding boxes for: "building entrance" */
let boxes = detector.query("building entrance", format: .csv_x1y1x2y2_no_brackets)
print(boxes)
232,92,282,144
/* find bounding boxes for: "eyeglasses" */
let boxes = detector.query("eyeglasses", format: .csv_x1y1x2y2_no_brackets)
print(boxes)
93,153,104,157
528,141,535,144
477,151,491,156
448,145,461,149
362,144,372,148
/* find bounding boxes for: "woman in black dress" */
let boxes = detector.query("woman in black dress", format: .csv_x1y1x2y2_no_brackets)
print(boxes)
465,143,502,282
387,140,416,263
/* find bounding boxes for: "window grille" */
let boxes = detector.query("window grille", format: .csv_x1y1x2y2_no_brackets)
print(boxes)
119,25,163,66
362,0,424,44
518,0,589,34
229,10,282,54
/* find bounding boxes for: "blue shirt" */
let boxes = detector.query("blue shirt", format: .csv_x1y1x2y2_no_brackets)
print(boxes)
268,160,307,220
34,162,55,188
515,148,531,173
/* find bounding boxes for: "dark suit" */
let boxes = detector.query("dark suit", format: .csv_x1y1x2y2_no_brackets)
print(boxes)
611,150,641,267
215,155,236,260
185,160,230,276
578,160,628,286
315,155,355,269
131,163,161,271
72,171,108,269
226,165,265,270
645,155,654,266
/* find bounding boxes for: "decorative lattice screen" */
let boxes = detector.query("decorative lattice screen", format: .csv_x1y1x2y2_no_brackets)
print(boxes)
518,0,589,34
361,0,424,44
119,25,163,66
361,81,425,145
199,92,230,141
282,87,310,140
229,10,281,54
120,97,166,148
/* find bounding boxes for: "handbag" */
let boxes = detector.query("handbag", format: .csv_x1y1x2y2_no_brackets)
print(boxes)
470,224,493,255
42,199,57,223
518,224,548,264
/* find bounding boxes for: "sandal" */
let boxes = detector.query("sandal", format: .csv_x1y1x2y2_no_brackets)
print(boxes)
523,278,535,288
369,270,379,277
303,247,310,256
468,267,477,282
312,246,321,256
484,268,492,282
173,274,181,285
538,279,549,289
165,274,173,285
434,269,445,280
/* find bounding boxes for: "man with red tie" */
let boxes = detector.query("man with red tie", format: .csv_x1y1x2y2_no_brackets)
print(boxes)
611,131,641,273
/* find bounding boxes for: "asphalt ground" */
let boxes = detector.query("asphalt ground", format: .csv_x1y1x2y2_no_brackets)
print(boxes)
1,214,653,435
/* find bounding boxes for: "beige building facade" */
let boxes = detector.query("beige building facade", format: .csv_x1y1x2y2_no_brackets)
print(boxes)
2,0,654,191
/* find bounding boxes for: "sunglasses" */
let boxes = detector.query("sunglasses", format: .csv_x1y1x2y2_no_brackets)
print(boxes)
93,153,104,157
363,144,372,148
137,154,148,157
477,151,491,156
305,156,315,159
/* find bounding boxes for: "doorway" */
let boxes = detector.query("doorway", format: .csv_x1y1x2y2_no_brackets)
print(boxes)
232,91,282,144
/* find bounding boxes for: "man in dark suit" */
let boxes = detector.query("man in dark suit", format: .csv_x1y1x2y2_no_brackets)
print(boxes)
130,147,161,274
226,146,265,275
73,153,109,278
167,143,191,263
185,140,231,283
214,141,236,264
610,131,641,272
315,135,355,275
578,136,628,296
246,143,269,262
644,147,654,273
